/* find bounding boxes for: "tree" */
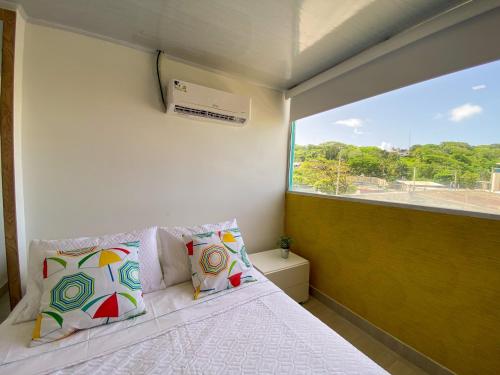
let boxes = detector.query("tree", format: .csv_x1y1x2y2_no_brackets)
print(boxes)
293,141,500,191
460,171,480,189
294,157,351,194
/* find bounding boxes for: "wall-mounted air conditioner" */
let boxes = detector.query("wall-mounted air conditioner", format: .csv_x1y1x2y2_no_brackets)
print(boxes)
166,79,251,126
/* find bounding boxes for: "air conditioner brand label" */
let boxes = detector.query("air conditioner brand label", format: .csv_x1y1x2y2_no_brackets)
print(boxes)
174,80,187,92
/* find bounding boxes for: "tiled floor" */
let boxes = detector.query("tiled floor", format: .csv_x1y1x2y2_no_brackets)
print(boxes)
302,297,429,375
0,291,10,323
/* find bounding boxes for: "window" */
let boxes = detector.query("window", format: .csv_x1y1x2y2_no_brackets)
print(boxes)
289,60,500,216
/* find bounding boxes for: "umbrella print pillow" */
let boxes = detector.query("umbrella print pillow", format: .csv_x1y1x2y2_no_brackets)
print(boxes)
183,227,257,299
31,241,146,346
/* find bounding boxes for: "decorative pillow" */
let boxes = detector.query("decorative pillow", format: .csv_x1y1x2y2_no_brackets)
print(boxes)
182,227,257,299
31,241,146,346
158,219,238,287
15,227,163,324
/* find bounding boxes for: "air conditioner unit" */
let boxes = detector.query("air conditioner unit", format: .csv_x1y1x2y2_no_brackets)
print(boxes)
166,79,251,126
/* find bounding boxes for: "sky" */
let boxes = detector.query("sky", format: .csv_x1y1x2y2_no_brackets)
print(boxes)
294,59,500,149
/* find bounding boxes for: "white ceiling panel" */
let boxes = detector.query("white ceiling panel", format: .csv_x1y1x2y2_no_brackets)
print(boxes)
8,0,466,89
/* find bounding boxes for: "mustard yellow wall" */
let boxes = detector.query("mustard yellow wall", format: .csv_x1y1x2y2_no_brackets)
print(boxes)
285,192,500,375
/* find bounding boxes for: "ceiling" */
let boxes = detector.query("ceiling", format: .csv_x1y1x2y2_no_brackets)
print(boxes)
10,0,466,90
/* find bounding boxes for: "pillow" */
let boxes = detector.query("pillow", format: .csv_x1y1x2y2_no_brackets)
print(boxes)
158,219,238,287
31,242,146,346
182,227,257,299
15,227,163,324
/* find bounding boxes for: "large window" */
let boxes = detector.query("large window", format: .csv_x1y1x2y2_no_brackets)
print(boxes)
289,60,500,216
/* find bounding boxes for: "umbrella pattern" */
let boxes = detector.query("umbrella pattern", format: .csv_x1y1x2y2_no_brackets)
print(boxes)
191,272,216,299
227,260,242,287
32,311,64,339
43,256,67,278
118,260,142,291
50,272,95,313
57,246,97,257
240,245,251,268
82,292,138,324
227,259,254,287
199,245,229,276
44,246,98,279
78,246,131,281
218,230,239,254
185,237,208,256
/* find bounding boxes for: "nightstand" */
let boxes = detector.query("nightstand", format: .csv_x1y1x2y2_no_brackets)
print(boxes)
249,249,309,303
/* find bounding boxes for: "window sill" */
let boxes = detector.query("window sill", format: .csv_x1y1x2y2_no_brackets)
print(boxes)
287,190,500,221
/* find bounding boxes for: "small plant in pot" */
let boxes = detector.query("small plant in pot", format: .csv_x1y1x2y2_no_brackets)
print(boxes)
278,236,293,259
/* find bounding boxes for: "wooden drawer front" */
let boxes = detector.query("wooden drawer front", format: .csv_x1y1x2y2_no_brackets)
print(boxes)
284,282,309,303
265,263,309,290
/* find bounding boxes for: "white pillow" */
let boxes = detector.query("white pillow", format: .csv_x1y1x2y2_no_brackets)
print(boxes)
158,219,238,287
14,227,164,324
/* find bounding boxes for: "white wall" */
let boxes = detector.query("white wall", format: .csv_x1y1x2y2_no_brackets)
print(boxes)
20,24,289,269
14,11,27,289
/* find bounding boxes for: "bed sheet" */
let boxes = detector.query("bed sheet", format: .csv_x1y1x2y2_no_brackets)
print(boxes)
0,273,386,374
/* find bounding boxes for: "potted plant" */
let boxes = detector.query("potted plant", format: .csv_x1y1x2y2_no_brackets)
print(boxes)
278,235,293,259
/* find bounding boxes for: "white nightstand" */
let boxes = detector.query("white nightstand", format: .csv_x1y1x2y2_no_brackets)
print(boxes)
249,249,309,303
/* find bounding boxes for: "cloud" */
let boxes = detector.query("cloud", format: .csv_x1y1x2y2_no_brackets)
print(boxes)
379,142,394,151
472,84,486,91
335,118,363,128
353,128,364,135
449,103,483,122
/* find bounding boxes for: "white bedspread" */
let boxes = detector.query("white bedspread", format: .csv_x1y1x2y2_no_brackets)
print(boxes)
0,274,387,374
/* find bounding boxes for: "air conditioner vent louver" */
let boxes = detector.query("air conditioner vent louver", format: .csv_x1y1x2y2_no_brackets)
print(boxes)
174,105,246,124
167,79,250,126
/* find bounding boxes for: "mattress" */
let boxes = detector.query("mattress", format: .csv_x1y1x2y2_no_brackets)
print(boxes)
0,273,387,374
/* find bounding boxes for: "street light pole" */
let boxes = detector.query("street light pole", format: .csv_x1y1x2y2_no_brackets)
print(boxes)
336,150,342,195
412,167,416,192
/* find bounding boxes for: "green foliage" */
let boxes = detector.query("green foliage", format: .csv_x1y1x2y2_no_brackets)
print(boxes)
294,157,350,194
278,236,293,249
293,142,500,194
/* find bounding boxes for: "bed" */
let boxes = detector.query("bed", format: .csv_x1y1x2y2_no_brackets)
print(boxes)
0,272,386,374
